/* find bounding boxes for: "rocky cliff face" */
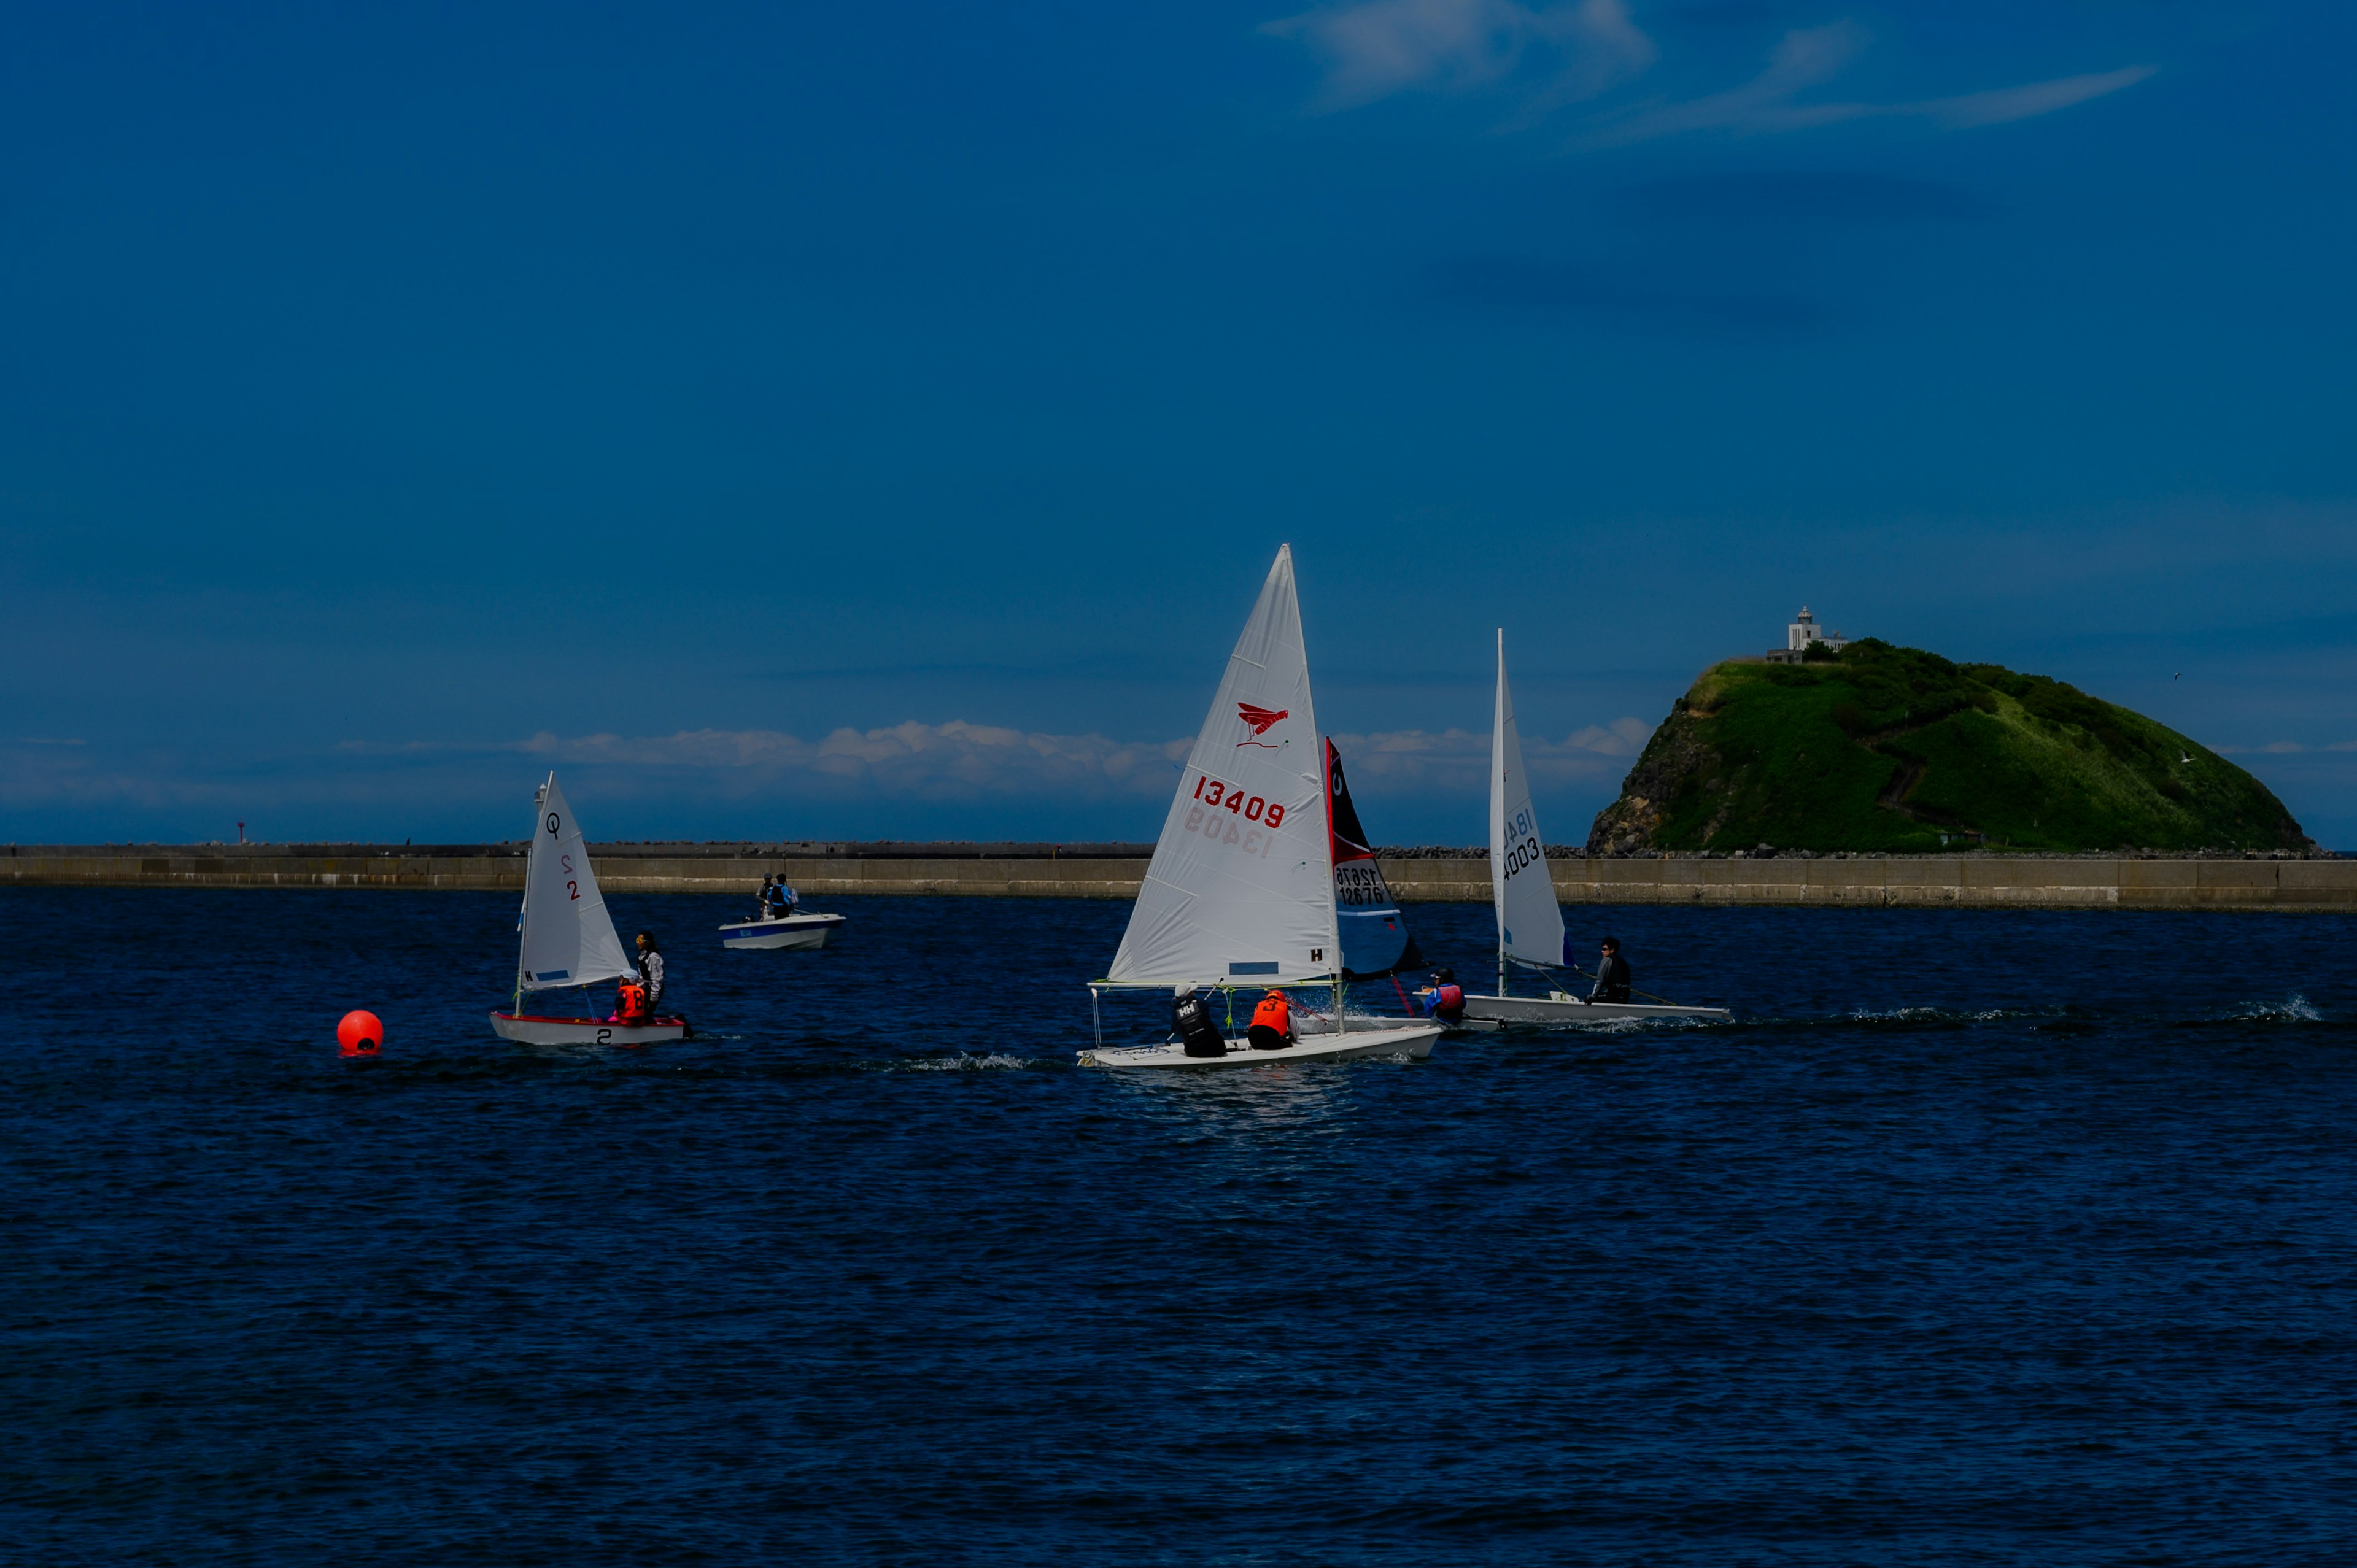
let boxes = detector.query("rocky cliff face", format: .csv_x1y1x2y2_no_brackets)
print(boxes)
1584,643,2314,856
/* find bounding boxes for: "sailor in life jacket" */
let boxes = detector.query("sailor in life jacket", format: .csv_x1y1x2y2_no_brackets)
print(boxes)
1247,988,1295,1051
614,980,651,1024
1172,986,1227,1058
1416,967,1466,1023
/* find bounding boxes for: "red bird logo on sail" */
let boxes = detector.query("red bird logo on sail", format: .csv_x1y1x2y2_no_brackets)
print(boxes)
1236,703,1288,744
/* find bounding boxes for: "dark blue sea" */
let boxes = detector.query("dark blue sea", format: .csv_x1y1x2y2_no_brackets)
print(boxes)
7,888,2356,1566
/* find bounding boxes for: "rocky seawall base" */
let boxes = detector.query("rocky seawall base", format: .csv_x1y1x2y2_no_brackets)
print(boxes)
4,845,2353,910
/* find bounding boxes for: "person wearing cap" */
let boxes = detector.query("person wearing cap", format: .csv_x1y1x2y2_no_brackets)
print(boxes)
1247,988,1295,1051
1415,967,1465,1023
1589,937,1631,1003
1173,986,1227,1058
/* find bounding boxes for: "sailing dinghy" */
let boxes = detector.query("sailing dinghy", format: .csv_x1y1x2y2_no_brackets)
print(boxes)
1078,546,1444,1069
489,773,688,1045
1457,632,1731,1028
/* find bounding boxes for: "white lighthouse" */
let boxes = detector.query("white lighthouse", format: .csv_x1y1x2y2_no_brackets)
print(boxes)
1767,606,1849,662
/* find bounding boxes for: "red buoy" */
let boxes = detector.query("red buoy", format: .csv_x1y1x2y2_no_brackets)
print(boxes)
337,1010,383,1057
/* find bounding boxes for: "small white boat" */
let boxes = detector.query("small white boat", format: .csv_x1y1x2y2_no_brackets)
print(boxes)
1458,992,1730,1026
719,911,847,951
1460,631,1732,1027
1083,545,1444,1072
1081,1021,1441,1069
489,1011,688,1046
492,773,677,1045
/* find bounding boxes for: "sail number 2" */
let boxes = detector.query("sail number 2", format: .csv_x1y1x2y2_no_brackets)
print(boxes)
561,853,581,901
1185,773,1288,858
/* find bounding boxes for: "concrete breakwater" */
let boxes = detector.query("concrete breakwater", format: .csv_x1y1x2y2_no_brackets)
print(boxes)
4,843,2354,910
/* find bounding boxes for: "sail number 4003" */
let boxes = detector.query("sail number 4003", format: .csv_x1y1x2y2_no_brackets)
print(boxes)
1192,774,1286,828
1500,806,1544,879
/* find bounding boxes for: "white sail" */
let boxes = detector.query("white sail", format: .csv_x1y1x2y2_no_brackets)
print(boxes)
1491,630,1565,969
517,773,636,992
1108,545,1338,987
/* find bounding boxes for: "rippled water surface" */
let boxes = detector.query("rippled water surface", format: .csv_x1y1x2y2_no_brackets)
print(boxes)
7,888,2357,1565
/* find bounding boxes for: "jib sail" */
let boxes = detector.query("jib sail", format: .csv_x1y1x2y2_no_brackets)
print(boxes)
1325,738,1424,981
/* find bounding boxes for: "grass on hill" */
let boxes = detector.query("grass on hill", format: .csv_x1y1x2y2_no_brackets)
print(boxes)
1589,639,2310,855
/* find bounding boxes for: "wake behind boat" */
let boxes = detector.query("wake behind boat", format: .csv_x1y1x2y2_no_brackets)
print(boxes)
1081,545,1442,1070
489,773,687,1045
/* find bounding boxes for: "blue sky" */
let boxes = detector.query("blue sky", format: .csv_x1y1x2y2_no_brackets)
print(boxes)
5,1,2354,846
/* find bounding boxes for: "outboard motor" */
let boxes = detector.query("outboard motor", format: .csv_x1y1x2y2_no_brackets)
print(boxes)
1173,990,1226,1057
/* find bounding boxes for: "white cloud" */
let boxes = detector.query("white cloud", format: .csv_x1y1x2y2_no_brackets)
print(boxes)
359,722,1199,802
1264,0,1655,110
334,717,1657,800
1585,25,2153,146
1327,719,1651,790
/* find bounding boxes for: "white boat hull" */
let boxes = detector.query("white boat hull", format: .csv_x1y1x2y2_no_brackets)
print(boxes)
718,913,847,951
1078,1021,1442,1070
490,1012,688,1046
1458,994,1731,1025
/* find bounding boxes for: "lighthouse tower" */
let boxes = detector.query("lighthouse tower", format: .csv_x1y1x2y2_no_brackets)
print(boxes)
1768,606,1850,662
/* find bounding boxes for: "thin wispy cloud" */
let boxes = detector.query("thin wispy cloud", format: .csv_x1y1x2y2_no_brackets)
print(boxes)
1581,23,2154,145
1266,6,2154,144
1264,0,1655,110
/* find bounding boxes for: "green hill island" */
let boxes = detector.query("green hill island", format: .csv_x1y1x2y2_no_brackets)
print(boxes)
1587,639,2314,856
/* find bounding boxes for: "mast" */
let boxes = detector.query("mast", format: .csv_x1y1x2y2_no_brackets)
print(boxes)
1495,631,1507,1001
513,773,548,1016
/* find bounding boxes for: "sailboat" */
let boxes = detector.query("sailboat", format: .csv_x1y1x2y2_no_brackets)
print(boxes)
1078,546,1444,1068
489,773,688,1045
1457,631,1732,1027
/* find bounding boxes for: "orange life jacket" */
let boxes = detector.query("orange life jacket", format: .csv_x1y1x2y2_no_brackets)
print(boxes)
616,982,650,1022
1250,992,1290,1033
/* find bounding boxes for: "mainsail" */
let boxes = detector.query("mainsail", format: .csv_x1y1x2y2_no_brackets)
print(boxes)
517,772,637,992
1107,545,1339,987
1490,630,1566,969
1325,738,1423,980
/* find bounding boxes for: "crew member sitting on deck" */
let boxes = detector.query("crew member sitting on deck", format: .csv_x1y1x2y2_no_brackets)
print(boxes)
634,931,666,1016
1247,988,1295,1051
1174,986,1227,1058
614,979,651,1024
1415,967,1465,1023
1589,937,1631,1003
